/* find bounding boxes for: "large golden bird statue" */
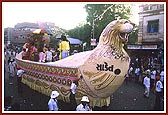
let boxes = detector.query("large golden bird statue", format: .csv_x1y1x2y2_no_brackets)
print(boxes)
15,19,134,107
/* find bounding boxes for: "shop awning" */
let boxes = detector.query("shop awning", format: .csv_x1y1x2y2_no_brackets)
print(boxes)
67,38,83,45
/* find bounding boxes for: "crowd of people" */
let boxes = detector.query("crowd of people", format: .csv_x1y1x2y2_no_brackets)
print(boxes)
5,34,82,65
4,39,164,111
4,44,92,111
4,35,93,111
125,56,164,111
17,34,72,63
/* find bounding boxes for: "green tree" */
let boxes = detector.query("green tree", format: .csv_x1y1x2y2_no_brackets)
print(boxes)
68,24,92,49
85,4,132,41
128,24,138,44
50,36,60,48
68,4,137,50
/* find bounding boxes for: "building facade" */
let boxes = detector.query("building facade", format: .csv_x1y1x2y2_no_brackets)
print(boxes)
138,4,164,48
128,4,164,55
4,27,14,45
4,22,39,47
4,22,62,47
127,4,165,69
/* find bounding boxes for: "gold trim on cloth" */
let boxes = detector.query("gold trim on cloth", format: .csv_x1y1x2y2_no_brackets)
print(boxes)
21,72,110,107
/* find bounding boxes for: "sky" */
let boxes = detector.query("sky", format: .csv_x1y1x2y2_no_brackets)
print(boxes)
2,2,140,30
2,2,87,30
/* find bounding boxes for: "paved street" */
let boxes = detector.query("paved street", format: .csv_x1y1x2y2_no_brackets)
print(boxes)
3,62,164,111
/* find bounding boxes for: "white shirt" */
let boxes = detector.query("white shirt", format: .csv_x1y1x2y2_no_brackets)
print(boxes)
17,69,24,78
143,76,150,88
9,62,15,73
76,103,92,111
160,71,164,82
155,80,163,92
4,51,7,56
151,70,156,79
125,74,129,78
48,98,59,111
70,83,77,94
46,51,53,61
128,67,133,73
12,61,17,68
135,68,140,75
12,51,16,56
8,51,11,56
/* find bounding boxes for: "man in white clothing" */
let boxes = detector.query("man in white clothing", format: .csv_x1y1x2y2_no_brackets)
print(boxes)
48,91,59,111
46,47,53,62
150,68,156,90
17,67,25,93
69,80,78,110
69,76,82,110
154,76,163,110
8,59,15,77
135,67,140,83
143,70,150,98
160,68,164,83
76,96,92,111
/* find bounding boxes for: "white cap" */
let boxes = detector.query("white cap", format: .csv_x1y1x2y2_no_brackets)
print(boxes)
50,91,59,98
81,96,89,102
146,69,151,75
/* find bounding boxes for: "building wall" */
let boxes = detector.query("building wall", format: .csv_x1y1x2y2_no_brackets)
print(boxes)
4,28,14,44
128,4,165,58
138,4,164,46
4,22,39,46
143,14,164,42
14,22,39,29
4,22,64,48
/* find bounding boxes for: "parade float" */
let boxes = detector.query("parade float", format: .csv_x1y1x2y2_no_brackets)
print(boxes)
15,19,134,107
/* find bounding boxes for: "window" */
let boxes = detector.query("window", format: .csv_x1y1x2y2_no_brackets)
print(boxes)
151,5,157,10
159,4,164,9
144,6,150,11
147,20,159,33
